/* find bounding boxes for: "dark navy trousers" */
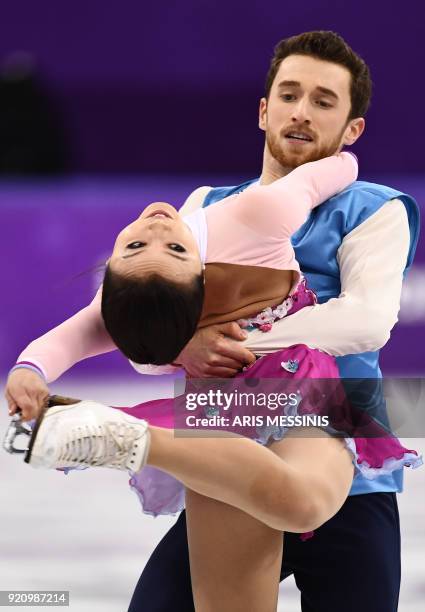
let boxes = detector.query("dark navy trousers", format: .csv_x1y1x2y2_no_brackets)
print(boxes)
128,492,401,612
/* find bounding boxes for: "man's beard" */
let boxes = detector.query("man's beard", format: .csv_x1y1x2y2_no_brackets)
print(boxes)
266,126,347,170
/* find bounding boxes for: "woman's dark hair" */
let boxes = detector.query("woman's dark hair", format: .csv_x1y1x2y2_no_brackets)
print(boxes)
101,265,205,365
265,31,372,120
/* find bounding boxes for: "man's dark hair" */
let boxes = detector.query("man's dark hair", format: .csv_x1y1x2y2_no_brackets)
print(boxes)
101,265,205,365
265,31,372,120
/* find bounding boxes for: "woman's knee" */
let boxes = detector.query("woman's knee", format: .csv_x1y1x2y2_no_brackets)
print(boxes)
260,433,354,531
257,472,349,533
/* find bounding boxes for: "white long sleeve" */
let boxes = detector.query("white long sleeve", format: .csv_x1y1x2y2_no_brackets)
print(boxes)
243,200,410,356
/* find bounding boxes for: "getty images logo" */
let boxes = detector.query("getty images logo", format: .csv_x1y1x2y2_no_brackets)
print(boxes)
399,266,425,323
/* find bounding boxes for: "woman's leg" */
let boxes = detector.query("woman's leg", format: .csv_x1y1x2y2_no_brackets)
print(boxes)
185,488,282,612
184,431,353,611
148,426,354,532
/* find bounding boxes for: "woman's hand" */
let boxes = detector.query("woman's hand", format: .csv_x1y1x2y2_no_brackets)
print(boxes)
5,368,49,422
176,322,256,378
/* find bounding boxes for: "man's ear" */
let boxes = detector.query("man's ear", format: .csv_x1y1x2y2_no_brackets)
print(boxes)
342,117,365,146
259,97,267,131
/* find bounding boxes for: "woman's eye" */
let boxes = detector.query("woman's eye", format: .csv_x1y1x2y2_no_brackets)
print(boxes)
168,243,186,253
127,241,146,249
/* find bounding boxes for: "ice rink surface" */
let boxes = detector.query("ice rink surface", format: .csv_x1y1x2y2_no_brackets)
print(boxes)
1,378,423,612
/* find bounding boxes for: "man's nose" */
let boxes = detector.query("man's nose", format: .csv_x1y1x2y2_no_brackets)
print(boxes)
290,97,311,124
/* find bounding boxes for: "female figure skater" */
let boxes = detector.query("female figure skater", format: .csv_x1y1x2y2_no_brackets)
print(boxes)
5,152,421,611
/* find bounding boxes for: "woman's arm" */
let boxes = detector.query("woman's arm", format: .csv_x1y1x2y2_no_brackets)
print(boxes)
233,152,358,237
263,151,358,209
16,288,117,383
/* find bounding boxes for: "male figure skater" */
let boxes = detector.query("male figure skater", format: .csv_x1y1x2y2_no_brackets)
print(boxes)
128,31,420,612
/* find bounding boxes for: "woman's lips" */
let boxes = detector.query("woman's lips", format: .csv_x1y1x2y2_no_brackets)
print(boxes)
146,210,172,219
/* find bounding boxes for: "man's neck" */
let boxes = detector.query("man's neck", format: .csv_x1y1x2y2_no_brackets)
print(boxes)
259,147,293,185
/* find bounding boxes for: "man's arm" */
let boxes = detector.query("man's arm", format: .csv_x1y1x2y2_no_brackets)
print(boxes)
243,200,410,356
173,199,410,377
138,195,410,376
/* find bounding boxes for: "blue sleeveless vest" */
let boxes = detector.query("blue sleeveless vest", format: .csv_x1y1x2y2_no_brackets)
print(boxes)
203,180,420,495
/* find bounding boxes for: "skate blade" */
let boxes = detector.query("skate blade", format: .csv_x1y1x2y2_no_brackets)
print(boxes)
3,411,33,455
2,395,81,462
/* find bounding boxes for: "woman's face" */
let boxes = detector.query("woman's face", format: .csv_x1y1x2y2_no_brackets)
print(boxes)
110,202,202,282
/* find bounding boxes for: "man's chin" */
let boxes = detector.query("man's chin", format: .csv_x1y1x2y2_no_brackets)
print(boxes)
267,132,343,170
267,138,315,169
273,145,342,169
276,149,317,169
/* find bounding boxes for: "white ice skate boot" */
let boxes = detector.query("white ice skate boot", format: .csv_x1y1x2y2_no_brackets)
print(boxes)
25,399,150,472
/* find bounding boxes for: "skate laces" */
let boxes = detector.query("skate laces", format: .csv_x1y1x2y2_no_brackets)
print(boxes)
58,421,144,468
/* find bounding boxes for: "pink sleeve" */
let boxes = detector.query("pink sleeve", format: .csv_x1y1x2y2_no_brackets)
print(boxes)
233,152,358,238
18,288,117,383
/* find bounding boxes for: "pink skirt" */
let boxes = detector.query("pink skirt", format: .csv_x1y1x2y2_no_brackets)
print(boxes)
115,344,422,517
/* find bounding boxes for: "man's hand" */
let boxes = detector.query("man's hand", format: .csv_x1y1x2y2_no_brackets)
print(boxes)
5,369,49,422
176,322,256,377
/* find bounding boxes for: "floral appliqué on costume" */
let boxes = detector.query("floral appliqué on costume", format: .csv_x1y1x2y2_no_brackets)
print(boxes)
237,276,317,333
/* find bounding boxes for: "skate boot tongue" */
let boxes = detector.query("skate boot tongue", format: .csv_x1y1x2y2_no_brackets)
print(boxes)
27,401,150,472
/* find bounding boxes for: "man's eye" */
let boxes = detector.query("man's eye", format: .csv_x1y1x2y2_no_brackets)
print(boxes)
127,241,146,249
281,94,295,101
317,100,332,108
168,243,186,253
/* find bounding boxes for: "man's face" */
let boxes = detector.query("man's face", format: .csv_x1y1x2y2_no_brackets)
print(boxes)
259,54,364,170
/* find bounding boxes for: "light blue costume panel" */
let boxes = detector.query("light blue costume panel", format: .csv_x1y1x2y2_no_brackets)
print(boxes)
203,179,420,496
